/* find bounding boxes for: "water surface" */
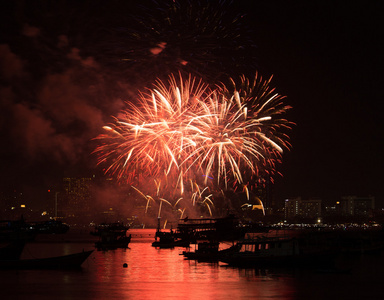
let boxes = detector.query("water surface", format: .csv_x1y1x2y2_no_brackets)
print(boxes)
1,229,383,300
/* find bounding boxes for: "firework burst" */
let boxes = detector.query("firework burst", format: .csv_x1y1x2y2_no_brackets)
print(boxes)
94,73,292,217
217,73,294,186
93,73,211,183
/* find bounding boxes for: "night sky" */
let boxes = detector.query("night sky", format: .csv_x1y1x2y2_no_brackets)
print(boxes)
1,0,383,208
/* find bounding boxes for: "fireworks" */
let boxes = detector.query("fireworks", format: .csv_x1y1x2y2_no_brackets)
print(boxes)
94,73,293,218
94,74,211,181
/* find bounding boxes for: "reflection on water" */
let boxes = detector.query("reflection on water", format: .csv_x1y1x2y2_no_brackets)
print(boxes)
85,242,295,300
1,229,384,300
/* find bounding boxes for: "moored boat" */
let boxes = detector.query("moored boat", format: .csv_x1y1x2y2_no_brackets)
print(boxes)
337,230,384,255
152,218,190,248
176,214,246,242
90,222,130,236
33,220,70,234
0,249,94,269
0,240,26,260
92,222,131,250
183,240,221,261
0,218,37,242
152,230,190,248
95,233,131,250
219,233,337,268
183,240,239,262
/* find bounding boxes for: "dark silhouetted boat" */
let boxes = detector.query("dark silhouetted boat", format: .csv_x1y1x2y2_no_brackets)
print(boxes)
176,214,246,243
152,228,190,249
0,249,94,269
183,240,220,261
92,222,131,250
183,239,240,262
337,230,384,255
90,222,130,236
95,234,132,250
0,240,26,260
219,233,337,268
33,220,70,234
152,218,190,249
0,217,37,242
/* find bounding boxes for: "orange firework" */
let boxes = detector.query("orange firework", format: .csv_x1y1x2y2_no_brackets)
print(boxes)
93,73,292,213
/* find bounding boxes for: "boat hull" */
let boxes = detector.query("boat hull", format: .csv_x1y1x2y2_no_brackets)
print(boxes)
152,239,190,248
220,251,335,268
95,237,131,250
0,240,26,260
219,233,337,268
0,250,94,270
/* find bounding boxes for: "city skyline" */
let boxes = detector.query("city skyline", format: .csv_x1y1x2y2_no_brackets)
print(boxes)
2,173,380,226
1,1,383,211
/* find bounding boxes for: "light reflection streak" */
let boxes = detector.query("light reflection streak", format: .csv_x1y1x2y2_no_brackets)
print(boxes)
88,230,296,299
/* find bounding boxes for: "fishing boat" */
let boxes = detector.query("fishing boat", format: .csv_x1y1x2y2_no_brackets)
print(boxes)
95,233,131,250
338,230,384,255
90,222,130,236
183,240,222,261
219,233,336,268
151,218,190,249
92,222,131,250
183,240,239,262
152,230,190,249
33,220,70,234
0,249,94,269
0,218,37,242
176,214,246,242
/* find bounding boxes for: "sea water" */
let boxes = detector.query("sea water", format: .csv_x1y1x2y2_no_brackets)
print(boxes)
1,229,383,300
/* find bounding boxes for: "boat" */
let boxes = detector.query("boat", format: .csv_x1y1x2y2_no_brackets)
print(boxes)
0,217,37,242
219,233,337,268
152,230,190,249
183,240,239,262
183,240,220,261
95,233,132,250
337,230,384,255
90,222,130,236
0,240,26,260
33,220,70,234
92,222,131,250
0,249,94,269
176,214,246,243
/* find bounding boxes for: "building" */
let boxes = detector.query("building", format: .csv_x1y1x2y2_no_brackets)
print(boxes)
338,195,375,218
284,197,322,220
61,176,93,220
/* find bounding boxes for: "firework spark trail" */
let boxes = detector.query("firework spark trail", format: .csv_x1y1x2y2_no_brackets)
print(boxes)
131,176,213,221
94,73,292,215
181,72,293,188
183,90,268,187
94,74,211,182
217,72,294,188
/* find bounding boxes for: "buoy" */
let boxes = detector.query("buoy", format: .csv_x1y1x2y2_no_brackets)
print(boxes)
123,263,128,268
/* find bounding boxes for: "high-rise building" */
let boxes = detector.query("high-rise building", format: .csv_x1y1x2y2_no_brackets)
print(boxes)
339,195,375,217
284,197,322,220
62,177,93,219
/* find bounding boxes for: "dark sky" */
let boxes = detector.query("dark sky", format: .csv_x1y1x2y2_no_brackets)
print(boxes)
1,0,383,208
250,1,384,205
